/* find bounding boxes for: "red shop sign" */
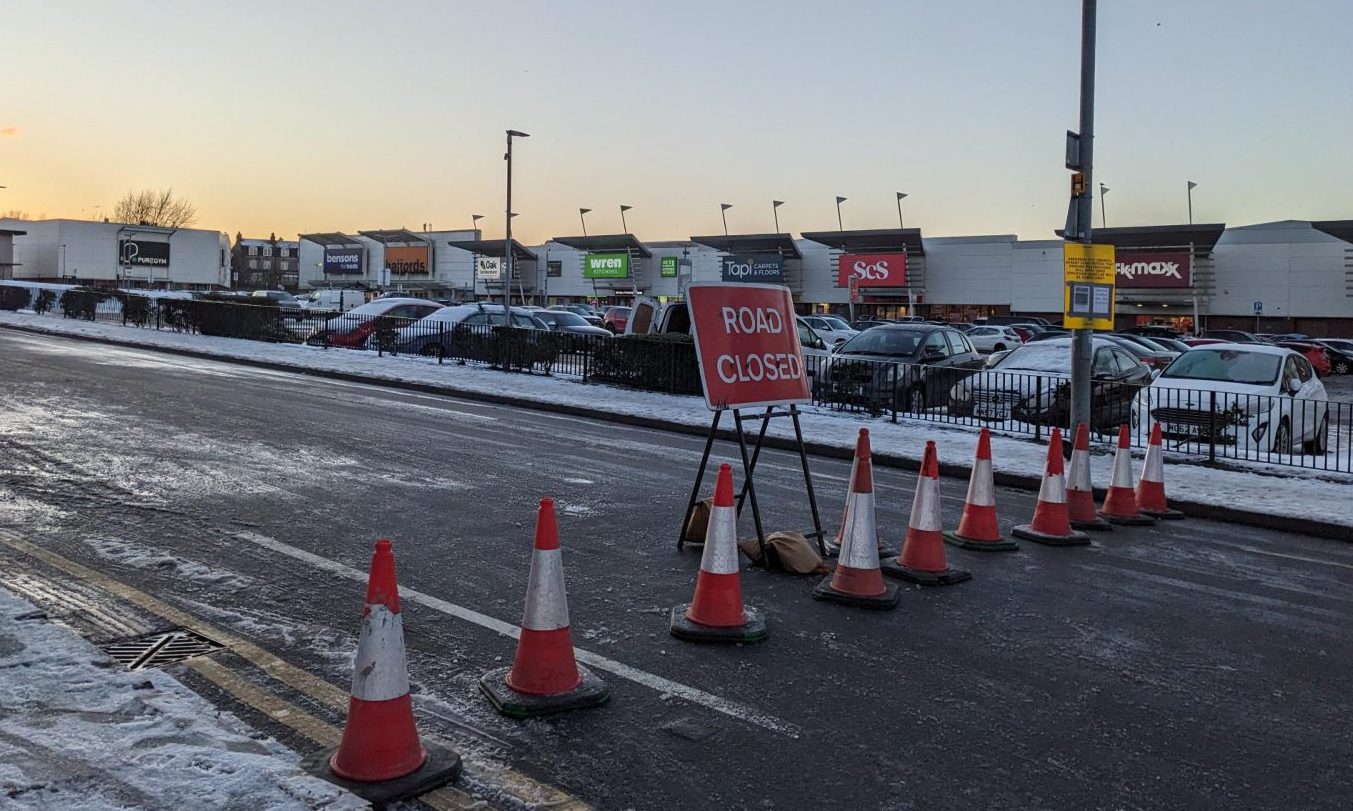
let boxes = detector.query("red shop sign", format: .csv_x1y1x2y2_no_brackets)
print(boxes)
837,252,908,287
688,282,810,411
1115,250,1192,288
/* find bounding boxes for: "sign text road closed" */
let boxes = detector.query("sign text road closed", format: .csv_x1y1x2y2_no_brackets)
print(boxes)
688,282,810,411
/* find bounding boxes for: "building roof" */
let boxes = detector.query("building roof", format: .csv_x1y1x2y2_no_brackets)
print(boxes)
299,232,364,248
446,239,538,262
800,228,926,256
357,229,430,245
548,233,652,258
1311,220,1353,245
0,229,27,237
688,233,802,259
237,237,300,247
1053,223,1226,254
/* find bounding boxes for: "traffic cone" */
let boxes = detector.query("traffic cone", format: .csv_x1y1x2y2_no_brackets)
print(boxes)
824,429,893,558
480,499,610,717
1067,423,1112,531
670,463,768,643
1011,429,1090,546
308,539,461,805
944,428,1018,551
811,429,899,609
1136,423,1185,520
1098,426,1157,526
884,441,972,585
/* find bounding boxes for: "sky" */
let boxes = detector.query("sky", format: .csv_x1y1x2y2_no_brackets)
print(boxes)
2,0,1351,243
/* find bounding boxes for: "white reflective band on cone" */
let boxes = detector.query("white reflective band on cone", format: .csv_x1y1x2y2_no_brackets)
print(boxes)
350,605,412,702
521,548,571,631
1142,445,1164,483
1039,472,1067,505
839,491,880,569
965,458,995,507
909,479,943,531
1068,450,1092,492
700,505,740,575
1111,449,1134,487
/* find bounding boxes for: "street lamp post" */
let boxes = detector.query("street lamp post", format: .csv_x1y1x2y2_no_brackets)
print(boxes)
720,203,732,236
835,196,847,231
619,204,632,234
772,200,784,233
1187,181,1197,225
1068,0,1098,435
1099,184,1110,228
896,192,908,228
504,129,529,315
472,213,484,234
579,208,591,237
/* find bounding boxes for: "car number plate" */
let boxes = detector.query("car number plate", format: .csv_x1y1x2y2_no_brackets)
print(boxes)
975,403,1010,420
1163,421,1200,437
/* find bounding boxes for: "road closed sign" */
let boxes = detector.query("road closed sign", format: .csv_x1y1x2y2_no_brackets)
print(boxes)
688,282,810,411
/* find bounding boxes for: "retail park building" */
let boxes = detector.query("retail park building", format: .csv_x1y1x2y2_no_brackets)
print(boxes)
3,216,1351,333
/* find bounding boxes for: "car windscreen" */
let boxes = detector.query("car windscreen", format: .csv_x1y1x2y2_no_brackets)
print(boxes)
1319,339,1353,352
836,329,920,356
546,311,588,326
1159,349,1281,385
995,342,1073,373
822,316,851,330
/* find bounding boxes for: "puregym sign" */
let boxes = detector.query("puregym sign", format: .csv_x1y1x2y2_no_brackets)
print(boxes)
720,254,784,283
836,252,907,287
584,252,630,279
1115,250,1192,289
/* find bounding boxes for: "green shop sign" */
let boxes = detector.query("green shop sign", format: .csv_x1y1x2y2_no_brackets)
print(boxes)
660,256,678,277
584,252,630,279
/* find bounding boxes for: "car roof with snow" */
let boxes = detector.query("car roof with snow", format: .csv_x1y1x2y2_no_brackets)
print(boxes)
1185,342,1296,357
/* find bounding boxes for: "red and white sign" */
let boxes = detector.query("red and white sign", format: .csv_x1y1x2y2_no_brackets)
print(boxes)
837,252,907,287
688,282,810,411
1115,250,1192,288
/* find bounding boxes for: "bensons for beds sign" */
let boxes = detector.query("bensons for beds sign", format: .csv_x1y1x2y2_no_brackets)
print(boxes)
688,282,810,411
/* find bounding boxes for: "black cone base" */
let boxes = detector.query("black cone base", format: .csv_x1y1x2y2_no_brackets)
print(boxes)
811,576,899,609
1011,524,1091,546
1141,507,1186,520
479,665,610,718
944,532,1019,552
1071,515,1114,531
823,541,897,560
303,741,462,808
669,604,768,643
1098,510,1157,526
879,557,972,586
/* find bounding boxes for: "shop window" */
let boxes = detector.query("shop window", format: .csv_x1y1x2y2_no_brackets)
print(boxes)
547,260,562,278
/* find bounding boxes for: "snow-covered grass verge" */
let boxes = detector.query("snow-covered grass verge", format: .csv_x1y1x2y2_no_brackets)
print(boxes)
0,586,363,810
2,309,1350,533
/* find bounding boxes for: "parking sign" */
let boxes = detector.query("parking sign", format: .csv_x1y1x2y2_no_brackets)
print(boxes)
1253,301,1264,314
688,283,810,411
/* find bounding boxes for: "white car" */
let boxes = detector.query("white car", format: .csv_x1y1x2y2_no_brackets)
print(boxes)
1131,343,1330,455
964,325,1023,354
800,315,858,347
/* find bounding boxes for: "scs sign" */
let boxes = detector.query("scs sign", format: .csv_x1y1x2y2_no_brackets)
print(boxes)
1115,250,1192,288
837,252,906,287
688,282,810,411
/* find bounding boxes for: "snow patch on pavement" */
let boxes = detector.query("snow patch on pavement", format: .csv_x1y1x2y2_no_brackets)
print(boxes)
78,537,254,590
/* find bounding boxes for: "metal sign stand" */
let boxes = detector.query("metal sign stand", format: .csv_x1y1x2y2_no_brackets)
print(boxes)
677,404,825,565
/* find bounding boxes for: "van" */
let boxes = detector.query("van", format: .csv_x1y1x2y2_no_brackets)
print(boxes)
305,289,366,313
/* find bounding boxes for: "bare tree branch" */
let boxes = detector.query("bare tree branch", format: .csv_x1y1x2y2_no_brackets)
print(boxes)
112,188,197,228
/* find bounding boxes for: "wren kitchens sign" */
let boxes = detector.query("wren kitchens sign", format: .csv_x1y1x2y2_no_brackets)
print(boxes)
687,282,810,411
584,252,630,279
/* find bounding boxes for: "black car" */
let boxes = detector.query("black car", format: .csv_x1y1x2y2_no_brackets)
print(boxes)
1201,329,1262,343
949,337,1151,432
532,310,612,349
817,325,983,414
1123,325,1184,340
1314,339,1353,375
548,304,604,327
847,318,893,332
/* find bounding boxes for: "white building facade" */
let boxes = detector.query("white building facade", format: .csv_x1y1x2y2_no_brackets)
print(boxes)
0,218,230,290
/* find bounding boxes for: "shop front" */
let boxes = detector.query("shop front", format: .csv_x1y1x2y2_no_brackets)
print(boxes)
548,234,653,305
446,238,538,304
800,228,924,319
689,233,803,301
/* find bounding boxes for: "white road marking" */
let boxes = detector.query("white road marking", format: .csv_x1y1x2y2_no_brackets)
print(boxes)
233,531,801,738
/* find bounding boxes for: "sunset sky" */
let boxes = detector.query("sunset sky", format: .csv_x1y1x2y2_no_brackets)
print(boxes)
2,0,1350,243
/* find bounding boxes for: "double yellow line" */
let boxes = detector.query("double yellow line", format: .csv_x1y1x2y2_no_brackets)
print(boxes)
0,531,587,811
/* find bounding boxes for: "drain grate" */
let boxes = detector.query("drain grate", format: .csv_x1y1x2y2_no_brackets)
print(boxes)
102,629,225,670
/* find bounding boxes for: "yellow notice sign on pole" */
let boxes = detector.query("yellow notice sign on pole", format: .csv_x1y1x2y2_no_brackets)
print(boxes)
1063,243,1116,330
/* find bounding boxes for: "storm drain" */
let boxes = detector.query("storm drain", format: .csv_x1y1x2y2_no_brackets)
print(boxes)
101,629,225,670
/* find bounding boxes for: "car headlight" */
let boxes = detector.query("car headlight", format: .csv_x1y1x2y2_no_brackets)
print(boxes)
1251,421,1269,442
950,385,971,403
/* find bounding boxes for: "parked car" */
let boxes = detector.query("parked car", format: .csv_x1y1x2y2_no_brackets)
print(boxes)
848,319,893,332
391,304,551,357
816,324,982,414
1123,325,1184,339
1010,325,1038,343
306,297,443,348
602,306,631,333
1103,334,1179,370
800,314,859,347
1270,332,1310,343
1200,329,1262,343
1276,341,1331,377
251,289,302,319
532,309,613,347
949,337,1151,432
1025,328,1072,342
1313,339,1353,375
548,304,604,327
965,325,1023,353
1132,344,1329,454
975,315,1052,327
303,289,366,313
1183,337,1227,347
1148,336,1194,354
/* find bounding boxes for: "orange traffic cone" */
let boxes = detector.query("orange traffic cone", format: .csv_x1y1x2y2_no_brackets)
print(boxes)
670,463,768,643
480,499,610,717
884,441,972,585
812,429,900,609
825,429,893,558
945,428,1018,551
310,539,461,805
1011,429,1090,546
1136,423,1185,519
1098,426,1156,526
1067,423,1111,531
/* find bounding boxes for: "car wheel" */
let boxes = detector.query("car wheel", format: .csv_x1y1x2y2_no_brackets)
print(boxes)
1335,360,1350,375
1271,419,1292,455
1304,412,1330,455
993,343,1006,352
900,385,926,414
419,343,443,358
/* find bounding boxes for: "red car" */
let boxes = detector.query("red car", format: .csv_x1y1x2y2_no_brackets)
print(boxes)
307,298,443,348
602,306,632,334
1278,341,1331,377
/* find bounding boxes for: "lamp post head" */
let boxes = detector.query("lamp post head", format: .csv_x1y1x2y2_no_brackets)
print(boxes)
620,205,632,212
772,200,784,208
1187,181,1198,190
1100,184,1110,194
580,208,591,215
506,129,530,138
836,196,847,205
896,191,907,201
720,203,733,211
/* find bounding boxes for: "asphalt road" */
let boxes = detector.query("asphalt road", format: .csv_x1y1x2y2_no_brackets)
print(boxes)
2,328,1352,810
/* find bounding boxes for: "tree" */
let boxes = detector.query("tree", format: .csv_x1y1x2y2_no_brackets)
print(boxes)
2,209,35,219
112,188,197,228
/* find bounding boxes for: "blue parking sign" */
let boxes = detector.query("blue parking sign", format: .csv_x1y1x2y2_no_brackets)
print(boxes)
1253,301,1263,314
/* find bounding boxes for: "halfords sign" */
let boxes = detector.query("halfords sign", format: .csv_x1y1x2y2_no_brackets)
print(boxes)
1115,250,1192,288
119,239,170,267
584,252,629,279
322,246,364,275
385,244,430,275
688,282,810,411
721,254,783,283
836,252,907,287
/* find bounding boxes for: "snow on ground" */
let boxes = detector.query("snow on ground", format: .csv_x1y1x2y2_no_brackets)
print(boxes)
2,309,1350,531
0,586,364,811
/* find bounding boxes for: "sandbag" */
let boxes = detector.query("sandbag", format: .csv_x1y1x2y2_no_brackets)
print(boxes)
738,531,830,575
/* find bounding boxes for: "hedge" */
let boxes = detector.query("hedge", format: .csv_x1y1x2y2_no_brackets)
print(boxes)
0,285,30,311
589,333,701,394
60,288,110,321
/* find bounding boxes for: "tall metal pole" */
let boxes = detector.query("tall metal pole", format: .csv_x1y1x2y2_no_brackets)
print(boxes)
1099,184,1109,228
835,196,846,231
579,208,590,237
1070,0,1097,434
720,203,731,236
1187,181,1196,225
772,200,784,233
896,192,907,228
504,134,513,313
620,204,632,234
